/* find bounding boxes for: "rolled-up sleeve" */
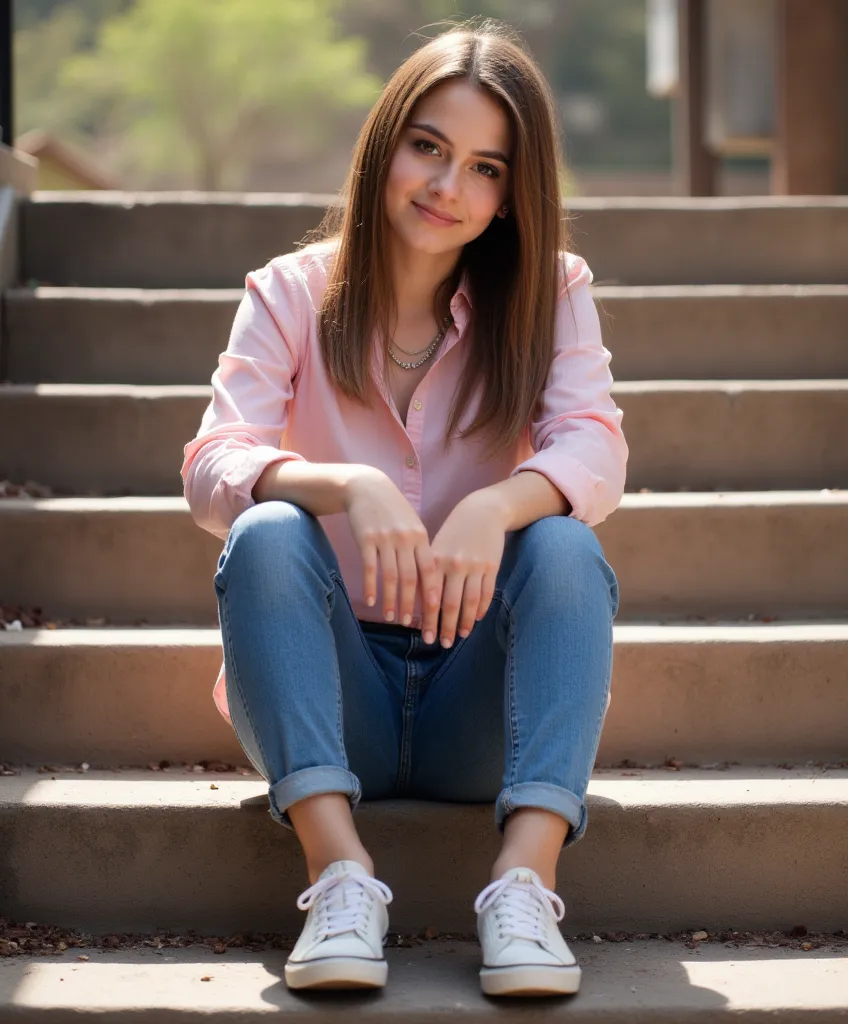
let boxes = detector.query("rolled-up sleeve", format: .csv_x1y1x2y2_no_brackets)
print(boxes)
180,257,308,539
509,254,628,526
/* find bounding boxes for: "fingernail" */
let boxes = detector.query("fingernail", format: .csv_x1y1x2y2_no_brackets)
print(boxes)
424,631,435,644
366,596,375,607
402,613,412,626
441,637,453,648
385,610,394,622
459,629,470,638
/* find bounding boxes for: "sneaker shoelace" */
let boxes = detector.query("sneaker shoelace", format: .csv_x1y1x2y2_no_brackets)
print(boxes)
474,875,565,943
297,872,393,940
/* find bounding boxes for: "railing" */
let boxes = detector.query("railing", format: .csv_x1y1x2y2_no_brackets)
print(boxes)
0,0,11,147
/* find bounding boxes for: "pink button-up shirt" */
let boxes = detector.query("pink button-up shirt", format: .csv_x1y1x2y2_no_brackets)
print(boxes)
181,241,628,723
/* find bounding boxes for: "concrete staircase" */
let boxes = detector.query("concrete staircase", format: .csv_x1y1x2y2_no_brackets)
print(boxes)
1,193,847,1019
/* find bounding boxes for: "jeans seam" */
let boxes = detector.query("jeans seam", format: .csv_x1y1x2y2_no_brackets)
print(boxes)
396,633,417,794
217,588,274,781
420,631,468,691
498,591,520,791
585,616,615,770
330,570,399,702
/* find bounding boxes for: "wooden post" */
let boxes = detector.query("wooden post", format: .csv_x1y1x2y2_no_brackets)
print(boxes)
674,0,718,196
772,0,842,195
0,0,12,147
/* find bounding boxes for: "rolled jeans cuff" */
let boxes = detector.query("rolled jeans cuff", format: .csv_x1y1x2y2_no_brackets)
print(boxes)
268,766,362,830
496,781,587,848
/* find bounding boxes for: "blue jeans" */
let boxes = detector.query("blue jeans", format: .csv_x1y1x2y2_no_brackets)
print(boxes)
213,501,619,847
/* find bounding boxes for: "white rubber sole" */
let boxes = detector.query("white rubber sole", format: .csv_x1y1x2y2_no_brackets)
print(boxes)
480,962,582,996
284,956,388,990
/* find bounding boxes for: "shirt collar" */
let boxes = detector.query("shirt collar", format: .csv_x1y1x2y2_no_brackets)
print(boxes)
448,267,472,339
454,267,473,309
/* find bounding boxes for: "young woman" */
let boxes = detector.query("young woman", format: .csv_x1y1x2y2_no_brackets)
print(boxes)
182,19,627,998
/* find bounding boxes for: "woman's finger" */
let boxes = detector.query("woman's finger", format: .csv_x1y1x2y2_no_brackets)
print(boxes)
438,558,467,647
361,539,378,608
416,544,442,642
457,570,483,638
476,568,497,623
378,543,399,622
395,541,419,626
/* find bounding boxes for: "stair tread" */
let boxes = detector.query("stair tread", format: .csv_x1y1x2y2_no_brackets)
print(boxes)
0,490,845,513
6,379,848,393
1,940,846,1019
11,282,848,297
3,767,846,810
4,621,848,647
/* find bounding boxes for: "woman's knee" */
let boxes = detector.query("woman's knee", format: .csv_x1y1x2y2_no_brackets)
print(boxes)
516,515,619,613
217,500,326,582
230,499,309,545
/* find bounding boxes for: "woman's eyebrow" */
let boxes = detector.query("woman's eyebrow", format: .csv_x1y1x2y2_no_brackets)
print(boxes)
407,122,511,167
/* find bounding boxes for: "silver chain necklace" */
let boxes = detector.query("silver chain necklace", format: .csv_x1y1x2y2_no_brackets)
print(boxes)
388,316,452,370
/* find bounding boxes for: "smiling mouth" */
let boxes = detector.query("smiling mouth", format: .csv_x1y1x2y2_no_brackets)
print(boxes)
413,202,458,224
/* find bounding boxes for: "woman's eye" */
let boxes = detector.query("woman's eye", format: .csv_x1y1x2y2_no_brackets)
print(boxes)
413,139,500,179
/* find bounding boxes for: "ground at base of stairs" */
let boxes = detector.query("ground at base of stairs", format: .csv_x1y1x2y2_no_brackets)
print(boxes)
2,920,846,959
1,940,847,1021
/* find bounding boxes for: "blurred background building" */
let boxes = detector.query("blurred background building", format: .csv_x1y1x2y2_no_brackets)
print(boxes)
7,0,847,196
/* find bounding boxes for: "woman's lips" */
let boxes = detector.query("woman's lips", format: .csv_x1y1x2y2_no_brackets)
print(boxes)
413,201,458,226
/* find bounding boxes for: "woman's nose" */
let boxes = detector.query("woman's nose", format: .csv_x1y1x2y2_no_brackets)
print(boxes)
432,165,461,196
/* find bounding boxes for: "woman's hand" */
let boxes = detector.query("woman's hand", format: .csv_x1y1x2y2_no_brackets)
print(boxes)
343,466,440,627
427,492,507,648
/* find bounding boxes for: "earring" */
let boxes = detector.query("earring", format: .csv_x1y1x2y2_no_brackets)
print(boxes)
500,205,509,217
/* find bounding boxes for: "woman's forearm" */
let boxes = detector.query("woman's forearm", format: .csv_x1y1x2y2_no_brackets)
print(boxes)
252,460,376,517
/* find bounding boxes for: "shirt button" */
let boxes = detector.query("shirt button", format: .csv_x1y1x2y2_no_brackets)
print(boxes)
413,399,422,410
405,455,416,468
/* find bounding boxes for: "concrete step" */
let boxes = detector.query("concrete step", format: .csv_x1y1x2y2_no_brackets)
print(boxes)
2,624,847,768
22,193,848,287
1,493,845,624
4,287,240,385
6,285,848,385
5,382,848,494
1,384,208,495
617,380,848,491
1,767,845,934
598,285,848,381
2,941,847,1022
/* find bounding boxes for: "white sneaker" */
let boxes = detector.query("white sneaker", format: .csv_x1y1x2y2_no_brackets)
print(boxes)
474,867,581,996
284,860,393,990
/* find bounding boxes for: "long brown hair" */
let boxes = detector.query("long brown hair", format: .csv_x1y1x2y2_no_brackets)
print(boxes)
302,18,574,461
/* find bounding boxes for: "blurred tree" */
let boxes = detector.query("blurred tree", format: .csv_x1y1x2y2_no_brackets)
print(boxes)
548,1,671,168
17,0,669,187
338,0,669,170
54,0,381,189
15,0,132,34
15,1,134,140
338,0,574,78
16,5,88,139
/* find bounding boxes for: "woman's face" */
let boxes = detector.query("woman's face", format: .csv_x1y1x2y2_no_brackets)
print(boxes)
384,79,513,256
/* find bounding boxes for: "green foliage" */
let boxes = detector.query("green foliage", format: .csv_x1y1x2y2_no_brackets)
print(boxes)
338,0,670,170
16,0,670,186
20,0,381,189
15,0,132,35
15,5,89,138
548,1,671,168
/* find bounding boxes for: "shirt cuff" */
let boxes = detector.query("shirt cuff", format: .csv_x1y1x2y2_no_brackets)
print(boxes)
510,454,603,525
220,445,307,514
